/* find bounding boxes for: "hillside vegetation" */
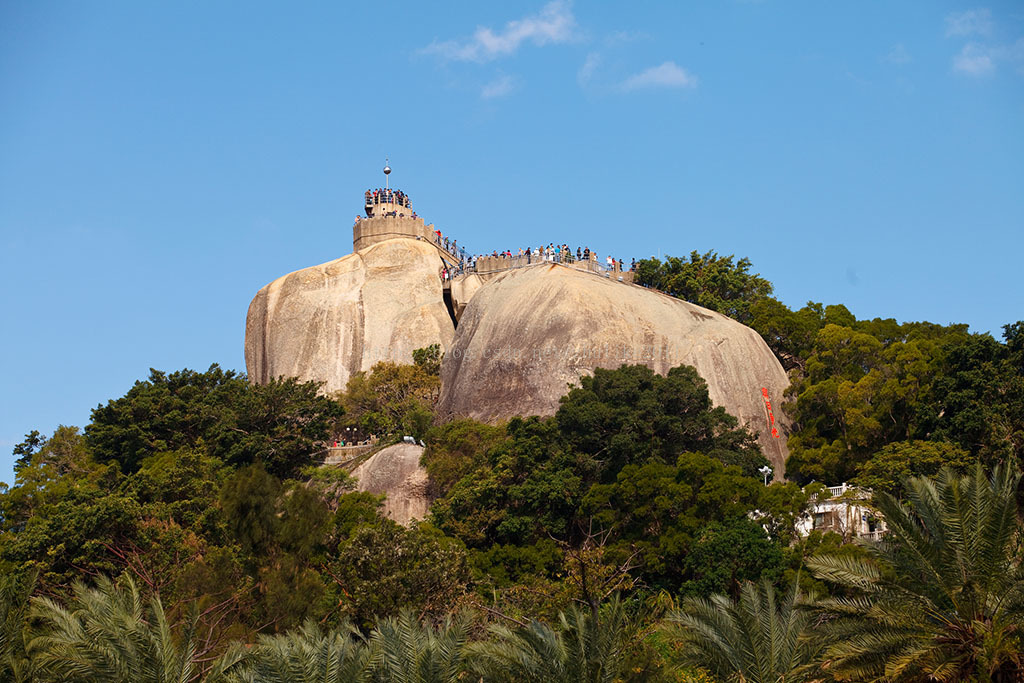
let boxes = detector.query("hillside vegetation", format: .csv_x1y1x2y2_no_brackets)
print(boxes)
2,252,1022,682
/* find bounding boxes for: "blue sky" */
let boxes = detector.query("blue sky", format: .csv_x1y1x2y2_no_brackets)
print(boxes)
2,1,1022,483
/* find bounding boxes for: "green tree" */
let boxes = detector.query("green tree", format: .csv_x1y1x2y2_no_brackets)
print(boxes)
748,299,824,372
782,314,1024,487
923,329,1024,469
470,540,563,588
853,440,973,496
680,518,784,598
258,554,327,632
216,376,344,477
783,321,962,484
412,344,443,377
664,579,822,683
808,464,1024,681
634,251,773,324
86,365,341,477
341,361,440,442
0,467,140,590
128,448,228,532
331,491,386,539
86,365,247,472
219,464,282,557
429,416,584,548
556,364,764,480
431,365,777,594
10,431,43,476
422,419,508,497
1,426,97,535
580,453,771,594
277,483,331,559
326,522,470,629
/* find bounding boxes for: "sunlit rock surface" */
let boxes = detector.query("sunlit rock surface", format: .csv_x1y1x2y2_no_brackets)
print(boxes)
351,442,429,526
245,238,454,393
436,264,791,474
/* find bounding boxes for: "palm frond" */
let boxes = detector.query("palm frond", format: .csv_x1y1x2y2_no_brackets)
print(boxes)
469,596,639,683
810,464,1024,681
26,574,209,683
664,578,821,683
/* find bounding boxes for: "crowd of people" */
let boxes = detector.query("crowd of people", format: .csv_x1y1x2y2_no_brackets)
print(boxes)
436,242,637,284
365,188,410,209
357,196,637,282
478,244,636,273
358,190,639,283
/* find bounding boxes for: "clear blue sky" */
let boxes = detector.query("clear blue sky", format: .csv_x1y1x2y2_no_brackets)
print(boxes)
2,1,1022,484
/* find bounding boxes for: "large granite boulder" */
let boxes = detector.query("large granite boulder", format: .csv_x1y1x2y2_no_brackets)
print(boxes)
436,264,791,474
245,238,454,393
351,442,429,525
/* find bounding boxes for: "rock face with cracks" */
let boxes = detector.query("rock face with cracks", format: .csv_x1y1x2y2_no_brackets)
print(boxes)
436,264,791,474
245,238,454,393
351,443,429,526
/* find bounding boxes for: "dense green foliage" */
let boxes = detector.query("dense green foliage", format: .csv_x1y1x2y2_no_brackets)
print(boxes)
2,255,1022,681
426,365,798,600
86,365,342,477
635,250,773,325
666,579,822,683
466,596,647,683
784,318,1024,484
0,364,468,651
340,357,440,442
808,464,1024,681
3,465,1018,681
852,439,973,495
640,252,1023,490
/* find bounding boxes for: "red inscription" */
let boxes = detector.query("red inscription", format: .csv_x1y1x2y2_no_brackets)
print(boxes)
761,387,780,438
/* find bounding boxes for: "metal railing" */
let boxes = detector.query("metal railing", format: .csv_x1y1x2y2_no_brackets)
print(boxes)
467,254,634,280
365,191,411,209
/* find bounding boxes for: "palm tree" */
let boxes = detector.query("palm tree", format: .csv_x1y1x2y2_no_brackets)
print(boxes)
218,619,370,683
807,464,1024,682
467,595,643,683
663,579,821,683
367,609,471,683
0,572,36,683
26,574,210,683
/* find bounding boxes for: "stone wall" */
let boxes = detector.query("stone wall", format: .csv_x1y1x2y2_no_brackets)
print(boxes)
472,253,635,284
322,443,376,465
353,214,434,251
353,215,463,269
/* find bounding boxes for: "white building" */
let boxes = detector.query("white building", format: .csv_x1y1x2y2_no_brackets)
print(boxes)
794,483,886,541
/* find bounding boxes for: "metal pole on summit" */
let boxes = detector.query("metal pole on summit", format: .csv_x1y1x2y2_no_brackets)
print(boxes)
383,157,391,191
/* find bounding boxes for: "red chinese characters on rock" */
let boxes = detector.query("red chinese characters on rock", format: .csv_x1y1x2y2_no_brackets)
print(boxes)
761,387,780,438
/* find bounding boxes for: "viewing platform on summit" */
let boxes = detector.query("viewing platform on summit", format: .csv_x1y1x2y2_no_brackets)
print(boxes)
351,162,635,288
353,191,463,271
364,188,411,216
352,161,466,269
